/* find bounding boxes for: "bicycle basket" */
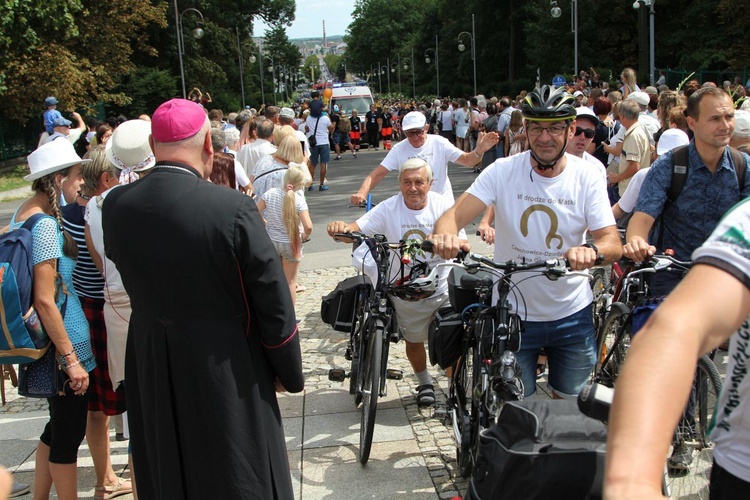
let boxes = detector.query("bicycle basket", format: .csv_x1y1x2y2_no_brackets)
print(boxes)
428,305,464,369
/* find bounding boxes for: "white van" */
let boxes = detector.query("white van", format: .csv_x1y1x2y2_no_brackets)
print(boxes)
329,83,376,146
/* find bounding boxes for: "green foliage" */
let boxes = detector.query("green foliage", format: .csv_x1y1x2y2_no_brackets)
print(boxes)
120,68,179,116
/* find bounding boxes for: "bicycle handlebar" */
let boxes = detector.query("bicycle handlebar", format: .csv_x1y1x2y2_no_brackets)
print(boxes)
577,383,614,425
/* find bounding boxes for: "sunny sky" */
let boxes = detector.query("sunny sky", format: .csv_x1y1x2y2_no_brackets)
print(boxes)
254,1,354,39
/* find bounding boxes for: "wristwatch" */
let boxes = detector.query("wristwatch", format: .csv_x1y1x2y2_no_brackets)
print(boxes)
582,242,598,255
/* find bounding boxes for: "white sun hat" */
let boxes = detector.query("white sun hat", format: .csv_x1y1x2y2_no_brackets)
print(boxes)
25,139,91,182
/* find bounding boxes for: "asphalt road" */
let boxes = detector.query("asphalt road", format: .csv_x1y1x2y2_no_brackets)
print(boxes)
0,144,491,271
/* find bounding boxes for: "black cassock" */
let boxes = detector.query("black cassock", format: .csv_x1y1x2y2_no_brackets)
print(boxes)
103,162,304,499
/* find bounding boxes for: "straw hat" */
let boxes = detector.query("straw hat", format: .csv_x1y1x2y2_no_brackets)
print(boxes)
25,139,91,182
106,120,155,172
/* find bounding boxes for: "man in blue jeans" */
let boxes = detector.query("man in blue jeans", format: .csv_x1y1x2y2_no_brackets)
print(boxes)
430,86,621,398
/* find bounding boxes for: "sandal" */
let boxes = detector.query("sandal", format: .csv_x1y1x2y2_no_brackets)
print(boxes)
95,478,133,500
536,363,547,380
416,384,435,406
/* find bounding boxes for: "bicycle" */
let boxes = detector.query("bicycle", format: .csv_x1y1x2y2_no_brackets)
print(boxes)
441,253,592,478
592,253,691,387
327,232,442,465
590,254,723,498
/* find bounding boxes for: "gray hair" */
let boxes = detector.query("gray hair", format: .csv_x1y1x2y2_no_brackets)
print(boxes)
210,127,226,151
619,100,641,121
224,127,240,147
398,158,433,182
256,119,274,140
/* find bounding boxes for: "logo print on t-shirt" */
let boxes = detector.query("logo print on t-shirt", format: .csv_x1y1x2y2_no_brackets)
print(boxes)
520,204,563,250
402,229,428,241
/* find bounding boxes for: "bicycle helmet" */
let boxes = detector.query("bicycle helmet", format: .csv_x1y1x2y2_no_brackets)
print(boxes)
390,262,438,302
521,85,577,122
521,86,577,171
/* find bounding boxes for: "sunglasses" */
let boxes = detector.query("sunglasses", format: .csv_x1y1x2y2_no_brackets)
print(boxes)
575,127,595,139
405,129,425,137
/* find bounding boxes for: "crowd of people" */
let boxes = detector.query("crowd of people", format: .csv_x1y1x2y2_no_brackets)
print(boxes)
4,66,750,498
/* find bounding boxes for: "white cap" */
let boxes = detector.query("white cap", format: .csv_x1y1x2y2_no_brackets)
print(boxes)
573,91,584,98
627,91,650,107
401,111,427,131
576,106,599,126
657,128,690,155
734,110,750,138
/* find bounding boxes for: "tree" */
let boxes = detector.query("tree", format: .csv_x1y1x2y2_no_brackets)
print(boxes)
0,0,166,123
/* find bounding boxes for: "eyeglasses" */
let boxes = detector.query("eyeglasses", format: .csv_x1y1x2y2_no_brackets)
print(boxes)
527,125,568,137
574,127,595,139
405,129,425,137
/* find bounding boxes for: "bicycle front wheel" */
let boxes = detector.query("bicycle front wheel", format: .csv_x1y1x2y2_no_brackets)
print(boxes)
359,318,383,465
593,307,629,387
664,355,723,499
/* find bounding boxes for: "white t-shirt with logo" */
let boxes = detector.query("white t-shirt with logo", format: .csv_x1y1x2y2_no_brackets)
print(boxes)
380,135,463,202
355,191,466,295
466,151,615,321
692,198,750,482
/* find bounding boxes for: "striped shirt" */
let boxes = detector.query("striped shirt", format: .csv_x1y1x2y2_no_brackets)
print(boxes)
260,188,308,243
62,201,105,300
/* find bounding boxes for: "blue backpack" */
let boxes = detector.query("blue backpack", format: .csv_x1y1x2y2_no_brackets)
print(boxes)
0,213,59,365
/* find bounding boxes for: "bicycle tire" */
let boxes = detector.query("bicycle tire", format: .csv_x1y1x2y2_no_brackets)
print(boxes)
453,342,476,478
359,318,383,465
350,291,368,406
592,307,629,387
664,355,723,499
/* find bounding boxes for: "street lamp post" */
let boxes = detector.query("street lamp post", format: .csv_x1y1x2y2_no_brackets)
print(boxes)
403,55,415,98
550,0,578,78
633,0,656,85
377,61,382,94
236,28,259,109
424,37,439,97
381,58,391,94
457,14,477,96
173,1,205,99
396,54,401,94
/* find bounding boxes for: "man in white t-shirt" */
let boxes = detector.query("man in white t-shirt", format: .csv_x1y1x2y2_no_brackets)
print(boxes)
606,198,750,498
237,119,276,178
430,86,621,399
328,159,467,407
305,110,334,191
566,107,606,179
351,111,499,205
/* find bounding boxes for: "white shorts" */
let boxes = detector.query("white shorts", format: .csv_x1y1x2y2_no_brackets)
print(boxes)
391,292,449,343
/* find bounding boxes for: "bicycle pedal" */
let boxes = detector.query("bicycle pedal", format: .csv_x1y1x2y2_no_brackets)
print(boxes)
385,369,403,380
328,369,348,382
433,406,448,420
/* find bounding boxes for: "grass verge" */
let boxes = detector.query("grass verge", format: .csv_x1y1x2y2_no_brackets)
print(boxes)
0,165,30,193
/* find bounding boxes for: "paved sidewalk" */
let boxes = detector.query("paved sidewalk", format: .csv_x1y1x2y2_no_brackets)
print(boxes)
1,263,556,499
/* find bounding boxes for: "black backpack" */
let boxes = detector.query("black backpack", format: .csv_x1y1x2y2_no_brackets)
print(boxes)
655,145,747,248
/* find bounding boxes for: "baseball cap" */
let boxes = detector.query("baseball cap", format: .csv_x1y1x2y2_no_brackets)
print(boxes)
401,111,426,131
151,99,207,142
52,117,72,128
734,110,750,138
656,128,690,155
45,96,58,107
644,86,658,95
627,91,650,107
575,106,599,127
279,107,295,119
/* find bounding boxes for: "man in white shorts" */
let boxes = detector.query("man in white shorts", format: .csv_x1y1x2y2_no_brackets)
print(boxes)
328,158,467,406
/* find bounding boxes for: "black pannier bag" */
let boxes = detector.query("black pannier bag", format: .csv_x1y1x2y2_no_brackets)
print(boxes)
466,399,607,500
320,275,372,332
427,305,464,369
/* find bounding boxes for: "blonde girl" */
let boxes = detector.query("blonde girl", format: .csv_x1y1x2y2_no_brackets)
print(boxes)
621,68,640,98
505,110,527,156
256,167,313,305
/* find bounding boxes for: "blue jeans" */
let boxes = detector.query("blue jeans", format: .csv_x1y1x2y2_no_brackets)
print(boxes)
516,303,596,398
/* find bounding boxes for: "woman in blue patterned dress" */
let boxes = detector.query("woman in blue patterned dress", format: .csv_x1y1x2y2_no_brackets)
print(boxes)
15,139,96,500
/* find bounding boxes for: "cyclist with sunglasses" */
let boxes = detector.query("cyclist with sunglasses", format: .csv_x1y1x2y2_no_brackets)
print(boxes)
430,85,621,400
566,107,607,179
350,111,500,205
